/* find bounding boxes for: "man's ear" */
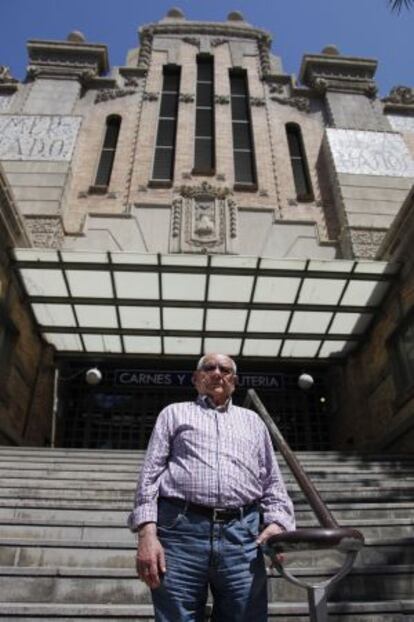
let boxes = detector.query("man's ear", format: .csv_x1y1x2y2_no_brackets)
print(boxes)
233,374,239,386
191,371,198,386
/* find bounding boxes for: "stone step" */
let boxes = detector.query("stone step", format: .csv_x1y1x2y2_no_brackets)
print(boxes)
0,500,412,522
1,600,413,621
0,537,412,570
1,486,413,503
2,467,413,484
0,516,412,541
0,564,413,604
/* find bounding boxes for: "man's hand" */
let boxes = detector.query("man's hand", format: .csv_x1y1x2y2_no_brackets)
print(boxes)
256,523,285,565
256,522,283,545
136,523,166,589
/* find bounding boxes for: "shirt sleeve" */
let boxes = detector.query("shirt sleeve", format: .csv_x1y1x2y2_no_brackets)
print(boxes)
127,407,172,532
259,424,296,532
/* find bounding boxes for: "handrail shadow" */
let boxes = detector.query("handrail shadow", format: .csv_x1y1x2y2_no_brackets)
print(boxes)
244,389,365,622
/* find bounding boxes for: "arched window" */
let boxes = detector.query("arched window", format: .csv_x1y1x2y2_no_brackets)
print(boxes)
94,115,121,189
286,123,313,202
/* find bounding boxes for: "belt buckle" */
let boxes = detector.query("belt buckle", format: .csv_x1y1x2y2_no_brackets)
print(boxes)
212,508,227,522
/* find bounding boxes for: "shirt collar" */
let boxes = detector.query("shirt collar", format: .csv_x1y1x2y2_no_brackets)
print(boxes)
197,394,232,412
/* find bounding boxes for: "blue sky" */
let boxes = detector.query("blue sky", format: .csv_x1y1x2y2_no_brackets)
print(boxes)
0,0,412,96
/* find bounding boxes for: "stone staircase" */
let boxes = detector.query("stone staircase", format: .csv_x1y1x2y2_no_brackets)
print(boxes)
0,446,413,620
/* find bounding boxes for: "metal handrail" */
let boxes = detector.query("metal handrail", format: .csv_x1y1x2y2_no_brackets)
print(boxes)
244,389,365,622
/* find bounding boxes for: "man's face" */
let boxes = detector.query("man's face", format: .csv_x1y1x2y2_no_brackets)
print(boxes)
192,354,237,406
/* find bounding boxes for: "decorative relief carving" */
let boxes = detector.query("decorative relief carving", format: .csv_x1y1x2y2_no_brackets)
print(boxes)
268,82,284,94
95,88,137,103
138,27,153,71
327,128,414,178
0,115,81,161
258,35,272,78
211,38,228,47
143,91,159,101
0,66,17,83
25,217,65,249
170,182,237,253
214,94,230,105
179,93,195,103
171,198,182,238
250,97,265,107
228,199,238,239
176,181,232,200
124,77,140,88
349,228,387,260
383,85,414,106
270,95,310,112
182,36,200,48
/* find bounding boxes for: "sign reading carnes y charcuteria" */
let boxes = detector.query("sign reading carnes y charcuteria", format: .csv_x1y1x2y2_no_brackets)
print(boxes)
0,115,82,161
115,370,284,389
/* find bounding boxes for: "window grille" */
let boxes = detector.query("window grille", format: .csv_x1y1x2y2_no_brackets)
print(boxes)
94,116,121,189
286,123,313,202
230,71,256,188
152,66,181,183
194,56,215,174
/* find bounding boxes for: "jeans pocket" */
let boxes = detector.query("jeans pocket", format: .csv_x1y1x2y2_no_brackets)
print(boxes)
157,501,184,530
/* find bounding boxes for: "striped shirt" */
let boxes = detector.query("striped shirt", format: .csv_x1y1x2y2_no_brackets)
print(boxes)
128,395,295,532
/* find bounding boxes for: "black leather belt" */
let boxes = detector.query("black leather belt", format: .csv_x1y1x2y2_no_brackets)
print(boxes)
159,496,257,522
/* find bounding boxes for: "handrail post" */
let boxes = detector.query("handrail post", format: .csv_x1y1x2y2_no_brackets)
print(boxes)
244,388,364,622
308,586,328,622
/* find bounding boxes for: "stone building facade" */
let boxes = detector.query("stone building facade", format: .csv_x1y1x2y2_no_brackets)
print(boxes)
0,164,54,445
1,9,414,450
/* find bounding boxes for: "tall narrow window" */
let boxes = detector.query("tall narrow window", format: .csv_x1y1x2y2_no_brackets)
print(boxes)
286,123,313,202
230,70,256,189
152,65,181,185
94,115,121,190
194,55,215,174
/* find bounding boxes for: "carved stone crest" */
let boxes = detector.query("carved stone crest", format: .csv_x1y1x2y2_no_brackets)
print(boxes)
170,182,238,254
383,85,414,107
95,88,137,104
214,94,230,105
143,91,159,101
179,93,195,103
270,94,310,113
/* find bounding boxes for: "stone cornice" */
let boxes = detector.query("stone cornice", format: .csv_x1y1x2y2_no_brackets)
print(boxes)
299,53,378,97
26,39,109,82
139,21,271,43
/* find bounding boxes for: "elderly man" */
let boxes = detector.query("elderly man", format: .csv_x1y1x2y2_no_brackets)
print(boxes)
128,353,295,621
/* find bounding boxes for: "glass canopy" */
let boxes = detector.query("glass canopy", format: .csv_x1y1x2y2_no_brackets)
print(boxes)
13,250,399,360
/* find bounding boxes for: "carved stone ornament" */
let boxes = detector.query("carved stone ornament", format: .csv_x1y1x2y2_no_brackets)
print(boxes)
250,97,265,107
176,181,232,200
179,93,195,103
0,66,17,84
270,95,310,113
214,94,230,105
95,88,137,104
182,36,200,48
124,77,140,88
268,82,284,94
138,27,153,71
383,85,414,106
211,38,228,47
170,182,238,253
143,91,159,101
258,34,272,78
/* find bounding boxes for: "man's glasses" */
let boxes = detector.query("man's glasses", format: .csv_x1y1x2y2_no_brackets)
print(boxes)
200,363,234,375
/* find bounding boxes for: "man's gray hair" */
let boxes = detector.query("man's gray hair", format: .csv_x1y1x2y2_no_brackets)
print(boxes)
196,354,237,374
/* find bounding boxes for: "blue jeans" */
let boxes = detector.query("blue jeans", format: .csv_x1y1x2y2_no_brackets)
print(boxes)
152,498,267,622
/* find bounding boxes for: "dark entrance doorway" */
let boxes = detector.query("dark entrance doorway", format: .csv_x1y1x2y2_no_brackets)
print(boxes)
56,360,332,451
